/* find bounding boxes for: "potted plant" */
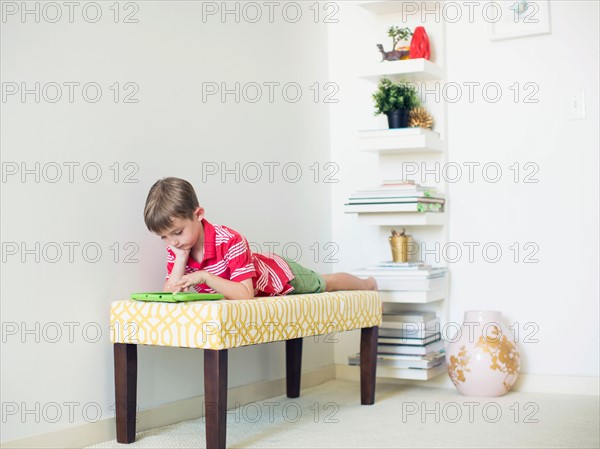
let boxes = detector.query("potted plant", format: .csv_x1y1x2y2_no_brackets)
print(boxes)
377,26,414,61
372,78,420,128
389,26,413,53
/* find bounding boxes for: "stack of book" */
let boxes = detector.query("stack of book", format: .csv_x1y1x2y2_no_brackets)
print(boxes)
348,311,446,380
352,261,447,294
345,180,445,213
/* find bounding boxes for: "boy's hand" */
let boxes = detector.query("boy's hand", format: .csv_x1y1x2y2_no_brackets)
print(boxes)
170,246,191,258
173,271,207,291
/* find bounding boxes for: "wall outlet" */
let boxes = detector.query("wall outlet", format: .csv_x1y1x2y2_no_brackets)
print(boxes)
566,89,586,120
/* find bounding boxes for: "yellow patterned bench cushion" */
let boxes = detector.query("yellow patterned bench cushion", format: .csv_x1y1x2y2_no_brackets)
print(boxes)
110,291,381,350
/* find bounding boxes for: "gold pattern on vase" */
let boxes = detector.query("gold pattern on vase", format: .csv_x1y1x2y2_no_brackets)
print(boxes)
447,345,471,387
445,311,520,396
475,325,521,394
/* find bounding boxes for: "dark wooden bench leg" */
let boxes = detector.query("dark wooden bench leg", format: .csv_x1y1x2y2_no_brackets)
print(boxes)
204,349,228,449
286,337,303,398
360,326,378,405
114,343,137,443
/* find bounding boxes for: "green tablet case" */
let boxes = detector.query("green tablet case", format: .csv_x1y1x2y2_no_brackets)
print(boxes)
130,292,224,302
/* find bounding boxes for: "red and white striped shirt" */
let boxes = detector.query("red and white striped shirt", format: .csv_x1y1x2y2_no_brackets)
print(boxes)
165,219,295,297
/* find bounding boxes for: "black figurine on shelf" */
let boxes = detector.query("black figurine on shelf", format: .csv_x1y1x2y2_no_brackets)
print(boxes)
376,44,408,61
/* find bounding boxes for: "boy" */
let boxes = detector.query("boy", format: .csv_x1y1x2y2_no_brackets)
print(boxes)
143,177,377,300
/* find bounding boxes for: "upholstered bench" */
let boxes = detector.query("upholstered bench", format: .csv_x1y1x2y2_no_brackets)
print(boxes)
110,291,381,449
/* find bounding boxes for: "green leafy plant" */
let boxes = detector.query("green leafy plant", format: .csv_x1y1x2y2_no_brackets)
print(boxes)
388,26,413,49
372,78,420,115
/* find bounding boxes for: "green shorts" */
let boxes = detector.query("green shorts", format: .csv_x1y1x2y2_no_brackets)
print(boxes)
282,257,326,295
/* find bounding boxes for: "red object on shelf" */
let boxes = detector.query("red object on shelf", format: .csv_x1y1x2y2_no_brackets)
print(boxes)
409,26,430,60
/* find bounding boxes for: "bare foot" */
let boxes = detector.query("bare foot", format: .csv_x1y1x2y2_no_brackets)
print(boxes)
366,277,378,291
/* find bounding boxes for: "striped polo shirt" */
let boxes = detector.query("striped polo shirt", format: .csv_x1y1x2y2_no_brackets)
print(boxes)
165,218,295,297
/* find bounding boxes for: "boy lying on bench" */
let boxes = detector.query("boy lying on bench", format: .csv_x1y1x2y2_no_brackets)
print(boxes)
143,177,378,300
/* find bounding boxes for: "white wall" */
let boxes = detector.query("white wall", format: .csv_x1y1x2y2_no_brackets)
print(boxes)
1,2,332,442
2,0,599,443
330,0,599,377
445,0,599,376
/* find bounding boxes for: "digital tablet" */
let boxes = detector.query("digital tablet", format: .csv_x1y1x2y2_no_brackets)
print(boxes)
130,292,224,302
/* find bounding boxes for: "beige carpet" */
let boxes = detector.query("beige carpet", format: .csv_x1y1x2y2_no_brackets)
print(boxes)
88,380,599,448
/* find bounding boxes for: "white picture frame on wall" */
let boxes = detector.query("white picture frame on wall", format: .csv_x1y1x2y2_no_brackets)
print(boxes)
490,0,551,41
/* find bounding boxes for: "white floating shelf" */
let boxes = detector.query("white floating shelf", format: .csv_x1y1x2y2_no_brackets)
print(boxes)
378,288,447,304
357,1,440,15
348,212,447,226
358,128,444,154
360,58,444,82
377,362,447,381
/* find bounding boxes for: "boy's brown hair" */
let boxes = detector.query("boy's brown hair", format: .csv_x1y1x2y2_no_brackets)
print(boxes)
143,177,199,233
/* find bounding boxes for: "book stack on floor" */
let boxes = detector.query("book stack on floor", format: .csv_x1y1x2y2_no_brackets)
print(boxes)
348,311,446,380
352,261,448,302
344,179,445,213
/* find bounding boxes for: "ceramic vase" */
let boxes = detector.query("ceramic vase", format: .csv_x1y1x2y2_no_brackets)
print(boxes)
446,311,520,396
